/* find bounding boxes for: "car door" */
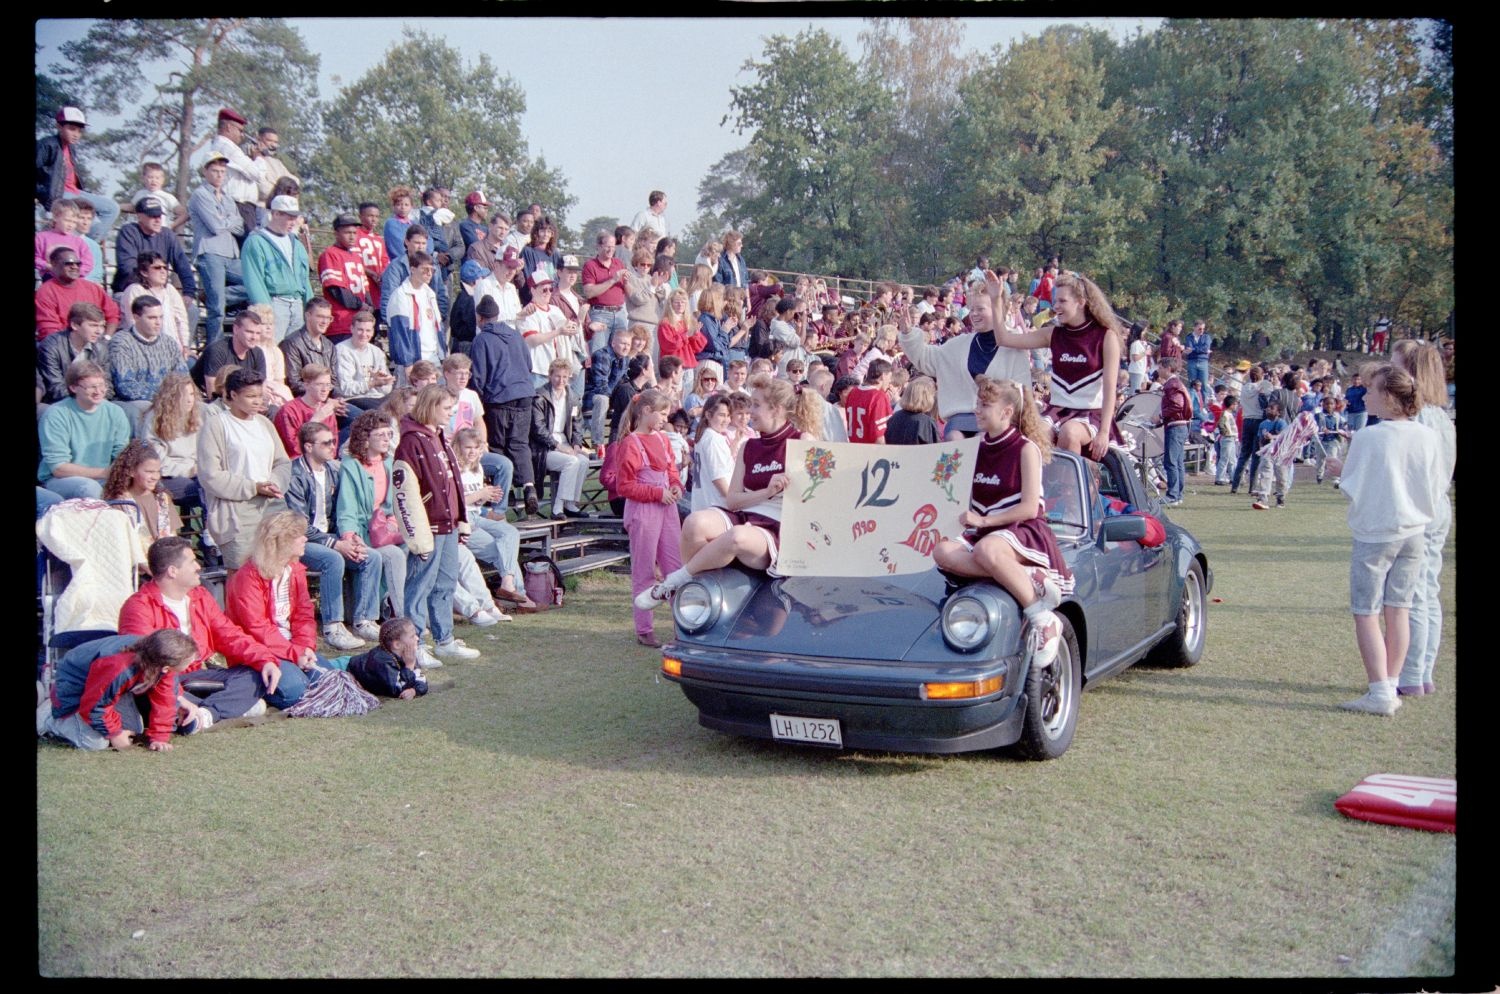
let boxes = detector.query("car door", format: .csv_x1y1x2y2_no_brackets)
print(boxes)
1107,451,1173,646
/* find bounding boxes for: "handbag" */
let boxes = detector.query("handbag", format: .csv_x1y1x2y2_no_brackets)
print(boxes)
368,507,401,548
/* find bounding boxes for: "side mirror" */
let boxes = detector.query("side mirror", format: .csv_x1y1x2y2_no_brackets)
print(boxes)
1100,514,1148,545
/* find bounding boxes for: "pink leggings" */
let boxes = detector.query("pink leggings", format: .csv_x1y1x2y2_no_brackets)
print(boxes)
625,493,683,636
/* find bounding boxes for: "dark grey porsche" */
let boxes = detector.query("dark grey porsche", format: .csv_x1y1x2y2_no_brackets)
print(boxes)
659,448,1211,760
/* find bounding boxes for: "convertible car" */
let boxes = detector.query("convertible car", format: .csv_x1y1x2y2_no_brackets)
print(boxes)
659,448,1211,760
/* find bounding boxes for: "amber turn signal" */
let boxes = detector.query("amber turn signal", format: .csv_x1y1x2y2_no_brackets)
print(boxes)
661,657,683,677
922,675,1003,700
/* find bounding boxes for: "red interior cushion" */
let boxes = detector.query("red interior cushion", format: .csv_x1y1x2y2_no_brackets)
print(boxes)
1334,773,1456,833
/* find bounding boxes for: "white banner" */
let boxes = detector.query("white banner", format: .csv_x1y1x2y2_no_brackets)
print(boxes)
777,438,980,577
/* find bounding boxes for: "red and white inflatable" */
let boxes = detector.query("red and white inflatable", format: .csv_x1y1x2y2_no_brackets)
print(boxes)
1334,773,1456,833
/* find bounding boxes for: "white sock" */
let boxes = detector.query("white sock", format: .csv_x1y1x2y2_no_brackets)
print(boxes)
659,567,694,594
1023,600,1050,621
1371,680,1393,699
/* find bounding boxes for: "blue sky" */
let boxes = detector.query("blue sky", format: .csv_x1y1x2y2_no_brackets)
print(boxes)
37,17,1161,232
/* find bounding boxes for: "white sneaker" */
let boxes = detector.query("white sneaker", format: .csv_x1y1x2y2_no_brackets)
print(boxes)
416,644,442,670
433,636,481,659
468,608,500,627
185,708,214,734
241,699,267,718
1339,691,1398,716
1027,611,1063,670
634,583,669,611
322,622,367,651
1028,569,1063,612
483,607,513,623
352,619,382,642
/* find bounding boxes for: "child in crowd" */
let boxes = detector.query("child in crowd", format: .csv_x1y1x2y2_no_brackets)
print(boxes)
1336,364,1444,715
35,200,90,281
722,389,756,460
1213,395,1239,486
42,629,202,751
666,409,692,480
932,376,1074,668
129,161,189,231
1249,400,1288,509
885,376,941,446
72,201,107,287
347,617,429,699
616,389,684,647
1314,395,1350,485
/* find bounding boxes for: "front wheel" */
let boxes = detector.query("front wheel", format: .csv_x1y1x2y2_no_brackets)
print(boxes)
1011,612,1081,761
1146,560,1207,668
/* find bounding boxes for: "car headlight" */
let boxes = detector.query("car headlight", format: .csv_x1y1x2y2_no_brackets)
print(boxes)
942,594,994,652
673,580,720,634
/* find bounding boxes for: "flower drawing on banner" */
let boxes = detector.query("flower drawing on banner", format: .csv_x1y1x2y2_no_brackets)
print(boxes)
801,447,836,502
931,449,963,503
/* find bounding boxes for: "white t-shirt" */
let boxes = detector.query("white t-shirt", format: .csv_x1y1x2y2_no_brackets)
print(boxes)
309,463,330,534
271,567,294,641
690,428,734,512
521,305,569,375
161,593,193,637
1128,339,1148,374
221,413,275,482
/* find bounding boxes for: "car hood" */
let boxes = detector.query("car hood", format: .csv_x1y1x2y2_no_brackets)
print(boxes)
717,572,953,661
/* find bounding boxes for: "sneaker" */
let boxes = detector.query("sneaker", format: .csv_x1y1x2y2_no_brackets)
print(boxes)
433,636,481,659
484,607,513,623
1423,681,1436,695
634,583,670,611
322,622,366,651
1251,500,1269,510
1027,569,1063,612
1162,498,1182,507
241,699,268,719
1332,478,1341,489
416,644,442,670
352,619,382,642
1229,486,1239,495
1027,611,1063,669
1275,496,1285,508
1316,470,1324,484
183,707,214,734
1213,481,1226,486
468,608,500,627
1396,684,1426,697
1338,691,1398,716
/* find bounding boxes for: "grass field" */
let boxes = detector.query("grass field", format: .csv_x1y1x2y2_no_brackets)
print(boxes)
36,464,1457,978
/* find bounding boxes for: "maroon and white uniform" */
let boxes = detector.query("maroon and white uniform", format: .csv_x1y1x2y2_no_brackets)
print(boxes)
964,427,1074,591
704,420,801,573
1042,318,1122,452
318,243,371,338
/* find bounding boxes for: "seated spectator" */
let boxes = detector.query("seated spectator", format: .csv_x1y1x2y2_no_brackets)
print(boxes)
103,439,182,547
885,376,941,446
280,298,340,397
112,195,197,300
336,410,408,629
41,629,200,751
38,360,130,500
335,309,395,410
284,420,376,650
35,246,120,342
689,394,734,512
120,252,192,353
34,200,90,280
682,359,722,422
246,304,294,412
70,200,108,287
36,106,121,240
141,372,205,507
451,428,532,607
197,368,291,571
193,309,268,398
118,536,280,722
585,327,631,447
109,295,189,421
38,302,112,405
657,287,706,391
531,358,591,519
388,251,446,381
347,617,429,699
608,354,652,444
224,511,330,708
806,364,849,443
274,365,339,458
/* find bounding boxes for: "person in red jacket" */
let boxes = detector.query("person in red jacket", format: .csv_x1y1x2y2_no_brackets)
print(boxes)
225,511,326,697
118,536,289,718
1158,356,1194,506
318,213,372,341
42,629,199,751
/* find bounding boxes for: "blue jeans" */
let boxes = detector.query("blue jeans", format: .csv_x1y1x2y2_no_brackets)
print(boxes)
1230,417,1262,491
1163,424,1187,501
405,531,459,643
1348,411,1368,432
75,192,120,242
301,542,381,626
36,487,64,519
43,476,103,500
268,296,303,345
196,253,247,346
481,451,514,505
1399,514,1449,689
588,306,629,354
1187,358,1210,390
467,515,524,587
265,660,316,710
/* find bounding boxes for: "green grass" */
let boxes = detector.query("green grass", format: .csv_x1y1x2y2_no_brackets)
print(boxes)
37,465,1456,977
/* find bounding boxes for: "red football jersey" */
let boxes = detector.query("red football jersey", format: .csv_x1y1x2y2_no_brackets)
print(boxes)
844,385,892,443
319,244,370,337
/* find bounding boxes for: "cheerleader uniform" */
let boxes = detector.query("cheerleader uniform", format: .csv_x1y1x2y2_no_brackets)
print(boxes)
1043,318,1124,453
703,420,801,575
962,426,1075,596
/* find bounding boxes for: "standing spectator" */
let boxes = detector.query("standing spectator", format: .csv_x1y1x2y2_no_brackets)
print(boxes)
273,365,339,458
38,302,111,404
109,296,189,418
518,271,581,388
380,226,440,329
1158,357,1192,506
1229,366,1270,495
318,213,373,341
630,190,670,239
1184,320,1213,391
1248,401,1290,509
188,151,247,346
280,299,340,397
394,386,481,666
1344,371,1369,432
844,359,894,444
1214,395,1240,486
35,106,120,240
505,209,536,254
383,186,417,262
1158,319,1184,363
35,247,119,342
658,288,708,394
469,295,542,517
120,251,192,353
581,230,631,353
627,251,672,331
521,220,564,303
38,360,130,500
715,230,748,289
616,390,683,646
1126,323,1150,394
283,422,374,651
111,196,197,301
354,201,390,312
241,195,313,344
202,107,262,240
464,210,510,275
459,191,490,249
250,126,298,204
197,368,291,572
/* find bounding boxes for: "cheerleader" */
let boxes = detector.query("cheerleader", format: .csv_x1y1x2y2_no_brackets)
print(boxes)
634,373,823,611
994,270,1124,461
933,377,1074,668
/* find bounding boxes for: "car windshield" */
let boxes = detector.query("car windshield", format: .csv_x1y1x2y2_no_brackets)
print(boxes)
1042,457,1089,537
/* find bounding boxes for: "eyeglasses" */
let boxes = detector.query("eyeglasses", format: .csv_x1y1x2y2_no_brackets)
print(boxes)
60,260,81,267
148,264,168,271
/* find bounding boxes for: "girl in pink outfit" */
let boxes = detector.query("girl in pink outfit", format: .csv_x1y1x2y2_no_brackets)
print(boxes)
616,389,684,647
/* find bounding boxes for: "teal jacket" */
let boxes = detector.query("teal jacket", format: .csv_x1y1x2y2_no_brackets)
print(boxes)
241,227,313,305
335,453,396,543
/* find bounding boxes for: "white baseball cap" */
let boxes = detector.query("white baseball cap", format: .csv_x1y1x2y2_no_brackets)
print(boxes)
269,195,301,215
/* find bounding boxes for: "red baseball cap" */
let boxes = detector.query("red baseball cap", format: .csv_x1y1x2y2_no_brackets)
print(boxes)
465,191,489,208
217,107,248,125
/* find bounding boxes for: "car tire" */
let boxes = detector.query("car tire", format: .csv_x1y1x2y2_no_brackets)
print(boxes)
1011,612,1081,761
1146,560,1207,668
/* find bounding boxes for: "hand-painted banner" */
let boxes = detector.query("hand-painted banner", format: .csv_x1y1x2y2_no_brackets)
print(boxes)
777,438,979,577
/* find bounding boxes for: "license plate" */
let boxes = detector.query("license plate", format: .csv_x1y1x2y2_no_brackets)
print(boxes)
769,713,843,747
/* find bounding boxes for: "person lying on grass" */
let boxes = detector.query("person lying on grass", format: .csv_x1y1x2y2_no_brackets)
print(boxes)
348,617,429,700
42,629,200,751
